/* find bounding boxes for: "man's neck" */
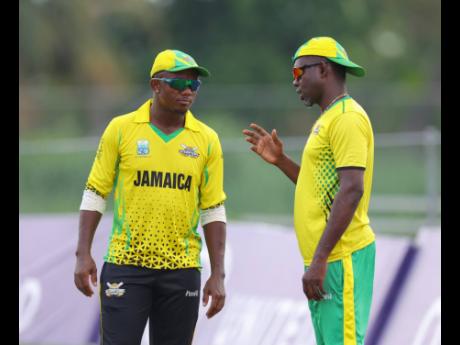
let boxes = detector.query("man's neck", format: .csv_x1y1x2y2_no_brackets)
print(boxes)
319,85,348,113
150,101,186,134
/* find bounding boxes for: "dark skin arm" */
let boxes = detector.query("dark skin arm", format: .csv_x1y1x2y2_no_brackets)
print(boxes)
74,210,102,297
244,124,365,300
243,123,300,183
302,168,364,301
202,220,226,318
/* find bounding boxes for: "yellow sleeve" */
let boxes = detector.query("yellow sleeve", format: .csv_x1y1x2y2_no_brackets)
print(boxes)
85,119,120,198
329,112,370,169
199,133,227,209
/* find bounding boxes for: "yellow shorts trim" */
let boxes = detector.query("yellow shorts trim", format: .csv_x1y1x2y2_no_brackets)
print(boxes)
343,254,357,345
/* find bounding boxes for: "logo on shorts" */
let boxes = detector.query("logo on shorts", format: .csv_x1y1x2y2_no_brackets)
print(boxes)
322,293,332,300
137,140,150,156
105,282,126,297
179,144,200,158
185,290,199,297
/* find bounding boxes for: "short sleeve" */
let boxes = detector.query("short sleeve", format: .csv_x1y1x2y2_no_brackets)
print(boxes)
86,119,120,198
199,133,227,209
329,112,370,169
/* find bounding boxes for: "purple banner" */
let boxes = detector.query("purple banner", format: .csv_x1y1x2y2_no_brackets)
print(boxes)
376,227,440,345
20,215,438,345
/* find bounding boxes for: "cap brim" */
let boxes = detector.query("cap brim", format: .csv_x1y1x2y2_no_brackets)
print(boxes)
168,65,211,77
327,57,366,77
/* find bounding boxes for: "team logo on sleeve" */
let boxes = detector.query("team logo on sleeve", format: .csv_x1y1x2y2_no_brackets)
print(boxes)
137,140,150,155
179,144,199,158
313,124,322,135
96,138,104,160
105,282,126,297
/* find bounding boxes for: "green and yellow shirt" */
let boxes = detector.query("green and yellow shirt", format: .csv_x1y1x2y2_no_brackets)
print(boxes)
86,99,226,269
294,96,375,265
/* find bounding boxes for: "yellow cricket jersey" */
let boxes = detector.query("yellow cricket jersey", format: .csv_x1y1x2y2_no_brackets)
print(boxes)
294,96,375,265
86,99,226,269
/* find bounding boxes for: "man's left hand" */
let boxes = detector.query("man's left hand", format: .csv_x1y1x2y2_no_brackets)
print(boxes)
302,260,328,301
202,274,226,318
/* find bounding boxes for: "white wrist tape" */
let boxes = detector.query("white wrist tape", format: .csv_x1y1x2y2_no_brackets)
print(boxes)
80,189,106,214
200,204,226,226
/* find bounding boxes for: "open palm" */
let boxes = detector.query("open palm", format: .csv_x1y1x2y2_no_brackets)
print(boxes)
243,123,284,165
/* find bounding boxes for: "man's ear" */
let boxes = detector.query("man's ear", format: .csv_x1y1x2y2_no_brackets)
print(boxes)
150,78,160,93
319,60,330,79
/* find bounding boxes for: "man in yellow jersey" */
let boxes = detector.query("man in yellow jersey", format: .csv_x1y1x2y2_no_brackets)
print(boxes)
74,49,227,345
243,37,376,345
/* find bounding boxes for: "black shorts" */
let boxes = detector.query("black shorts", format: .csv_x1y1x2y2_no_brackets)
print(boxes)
99,262,201,345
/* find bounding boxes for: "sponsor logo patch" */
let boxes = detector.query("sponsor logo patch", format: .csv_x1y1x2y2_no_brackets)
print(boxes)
185,290,199,297
105,282,126,297
321,292,332,300
313,125,321,135
179,144,199,158
137,140,150,156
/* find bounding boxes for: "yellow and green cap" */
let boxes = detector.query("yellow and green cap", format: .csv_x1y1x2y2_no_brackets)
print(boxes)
150,49,211,78
292,37,365,77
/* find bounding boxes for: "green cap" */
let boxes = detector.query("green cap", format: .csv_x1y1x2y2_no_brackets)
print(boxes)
150,49,211,77
293,37,365,77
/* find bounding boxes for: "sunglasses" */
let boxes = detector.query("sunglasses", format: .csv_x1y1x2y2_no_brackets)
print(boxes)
152,78,201,92
292,62,322,80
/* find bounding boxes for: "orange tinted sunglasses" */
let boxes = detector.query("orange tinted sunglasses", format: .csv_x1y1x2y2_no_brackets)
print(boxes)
292,62,322,80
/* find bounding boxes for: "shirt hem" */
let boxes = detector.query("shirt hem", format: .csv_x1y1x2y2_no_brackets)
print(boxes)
303,237,375,266
104,257,203,270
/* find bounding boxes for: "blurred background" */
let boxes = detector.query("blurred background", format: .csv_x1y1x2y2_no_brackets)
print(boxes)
19,0,440,344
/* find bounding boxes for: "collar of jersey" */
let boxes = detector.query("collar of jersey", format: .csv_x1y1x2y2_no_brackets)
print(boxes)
322,95,352,116
133,99,201,132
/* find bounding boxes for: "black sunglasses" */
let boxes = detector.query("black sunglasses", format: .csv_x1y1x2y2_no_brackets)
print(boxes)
152,78,201,92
